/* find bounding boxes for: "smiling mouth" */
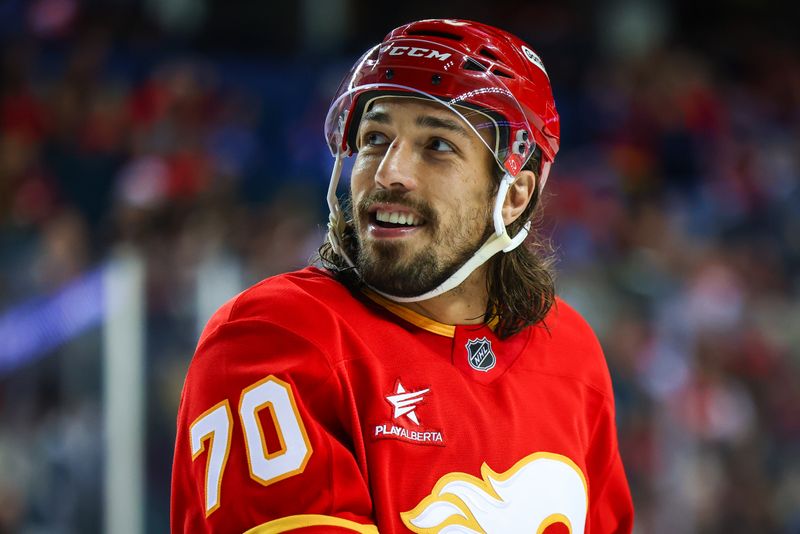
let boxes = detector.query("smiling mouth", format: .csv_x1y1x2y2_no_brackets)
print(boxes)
364,201,429,234
370,209,426,229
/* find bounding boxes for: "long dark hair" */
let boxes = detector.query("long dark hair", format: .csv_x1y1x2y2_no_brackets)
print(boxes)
316,150,556,339
484,151,556,338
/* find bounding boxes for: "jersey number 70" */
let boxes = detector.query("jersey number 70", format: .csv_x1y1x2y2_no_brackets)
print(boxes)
189,376,313,515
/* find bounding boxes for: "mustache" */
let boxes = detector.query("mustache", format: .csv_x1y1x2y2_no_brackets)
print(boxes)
355,189,438,225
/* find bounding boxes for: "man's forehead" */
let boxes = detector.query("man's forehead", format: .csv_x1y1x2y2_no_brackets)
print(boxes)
362,96,469,125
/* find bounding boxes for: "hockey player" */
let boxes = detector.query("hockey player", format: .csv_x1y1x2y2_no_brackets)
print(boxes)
172,19,634,533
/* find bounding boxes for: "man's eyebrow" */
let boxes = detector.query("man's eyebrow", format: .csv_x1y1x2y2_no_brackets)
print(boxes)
415,115,470,138
361,110,392,124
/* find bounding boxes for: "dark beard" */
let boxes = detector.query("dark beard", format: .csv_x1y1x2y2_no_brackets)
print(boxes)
352,190,493,297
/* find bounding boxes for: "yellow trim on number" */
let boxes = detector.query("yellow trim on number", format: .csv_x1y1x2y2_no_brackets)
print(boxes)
243,514,379,533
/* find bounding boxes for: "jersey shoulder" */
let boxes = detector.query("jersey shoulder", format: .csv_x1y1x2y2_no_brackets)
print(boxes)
173,268,378,533
198,266,369,359
547,297,603,351
525,296,614,397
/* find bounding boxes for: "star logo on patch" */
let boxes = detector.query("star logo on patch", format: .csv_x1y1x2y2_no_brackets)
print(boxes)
385,381,429,426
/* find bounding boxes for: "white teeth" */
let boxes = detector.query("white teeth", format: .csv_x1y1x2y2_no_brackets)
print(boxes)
375,210,420,226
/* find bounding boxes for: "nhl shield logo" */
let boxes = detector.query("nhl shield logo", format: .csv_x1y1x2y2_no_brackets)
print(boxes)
465,337,496,372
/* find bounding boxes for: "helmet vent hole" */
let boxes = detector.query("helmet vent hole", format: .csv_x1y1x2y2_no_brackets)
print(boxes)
479,48,499,61
492,68,514,79
406,29,464,41
464,58,489,72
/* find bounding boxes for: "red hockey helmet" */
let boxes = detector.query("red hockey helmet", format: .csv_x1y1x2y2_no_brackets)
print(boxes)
325,19,560,180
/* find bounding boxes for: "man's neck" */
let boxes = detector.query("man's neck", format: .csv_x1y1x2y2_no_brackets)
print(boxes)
401,266,489,326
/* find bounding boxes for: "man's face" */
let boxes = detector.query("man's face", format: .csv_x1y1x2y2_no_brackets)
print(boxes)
349,98,496,297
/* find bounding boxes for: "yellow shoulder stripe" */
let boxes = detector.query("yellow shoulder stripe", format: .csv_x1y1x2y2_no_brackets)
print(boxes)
243,514,379,534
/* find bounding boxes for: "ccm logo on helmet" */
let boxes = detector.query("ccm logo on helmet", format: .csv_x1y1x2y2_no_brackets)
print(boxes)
380,45,452,61
521,45,548,77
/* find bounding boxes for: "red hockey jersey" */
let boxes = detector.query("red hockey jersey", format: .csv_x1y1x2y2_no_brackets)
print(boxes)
171,267,633,533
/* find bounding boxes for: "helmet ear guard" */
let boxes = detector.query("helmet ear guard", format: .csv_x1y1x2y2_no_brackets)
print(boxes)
323,19,560,302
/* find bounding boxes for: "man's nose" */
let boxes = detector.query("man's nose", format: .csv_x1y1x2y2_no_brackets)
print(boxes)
374,140,418,191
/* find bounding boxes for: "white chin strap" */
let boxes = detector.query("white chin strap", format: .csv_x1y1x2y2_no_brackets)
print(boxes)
325,152,535,303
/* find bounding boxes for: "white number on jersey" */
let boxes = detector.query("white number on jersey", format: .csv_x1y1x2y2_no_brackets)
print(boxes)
190,376,312,515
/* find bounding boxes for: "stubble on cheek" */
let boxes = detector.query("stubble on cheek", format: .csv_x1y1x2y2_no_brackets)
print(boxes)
350,191,493,298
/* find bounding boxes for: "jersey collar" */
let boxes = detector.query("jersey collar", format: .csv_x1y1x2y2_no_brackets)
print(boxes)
362,289,498,338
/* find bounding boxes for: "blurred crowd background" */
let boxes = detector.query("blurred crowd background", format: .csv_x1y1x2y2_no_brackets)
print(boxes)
0,0,798,532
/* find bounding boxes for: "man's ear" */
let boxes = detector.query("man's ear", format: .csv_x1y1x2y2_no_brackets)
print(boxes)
502,169,536,226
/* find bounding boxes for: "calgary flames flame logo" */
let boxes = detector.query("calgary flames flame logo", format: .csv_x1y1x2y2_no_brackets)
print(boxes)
401,452,588,534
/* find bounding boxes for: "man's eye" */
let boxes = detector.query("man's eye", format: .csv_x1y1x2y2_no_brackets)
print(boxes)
363,132,389,146
429,138,455,152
